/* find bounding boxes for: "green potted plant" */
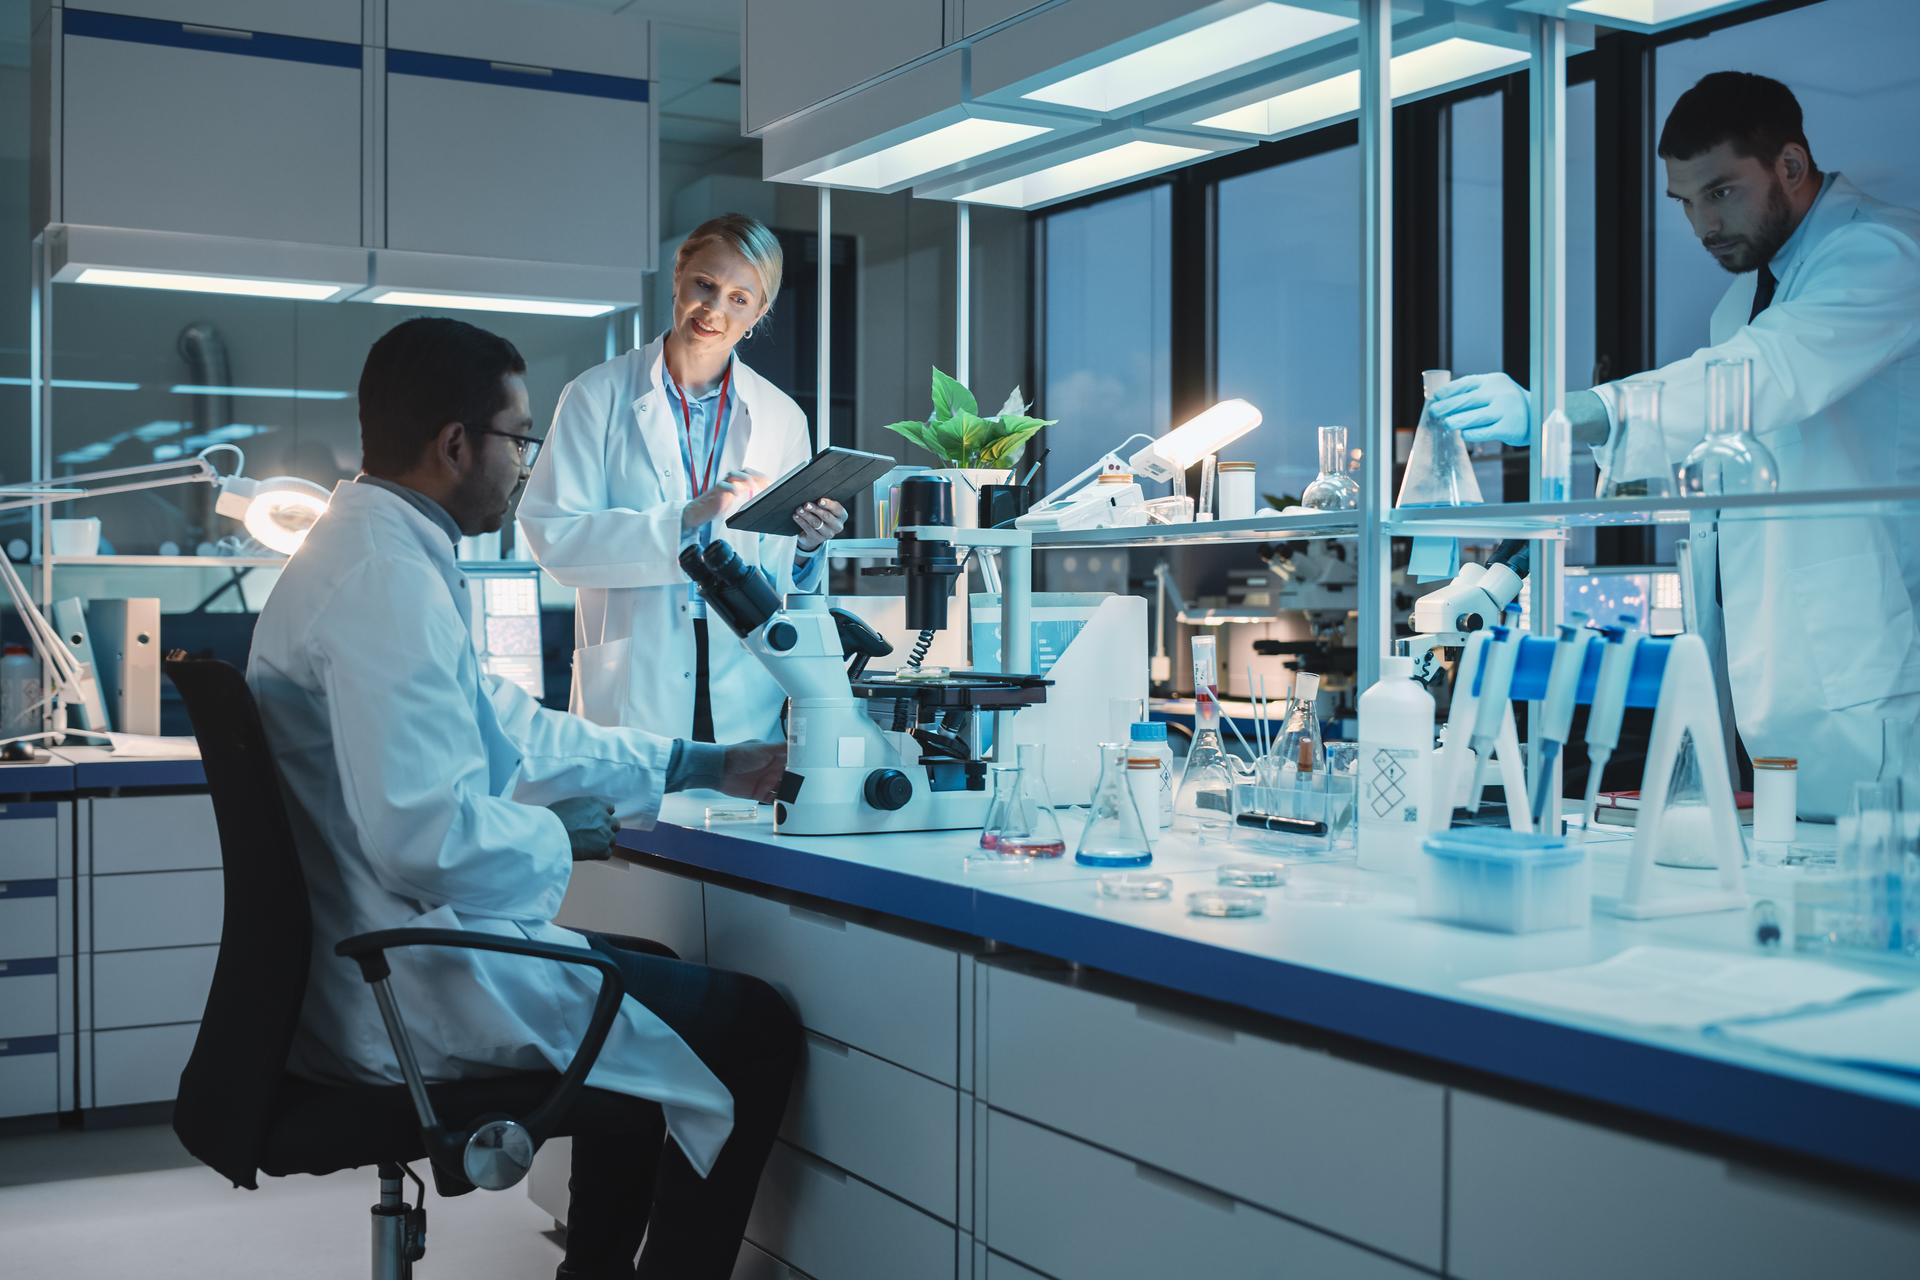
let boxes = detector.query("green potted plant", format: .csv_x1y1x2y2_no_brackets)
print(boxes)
882,368,1053,527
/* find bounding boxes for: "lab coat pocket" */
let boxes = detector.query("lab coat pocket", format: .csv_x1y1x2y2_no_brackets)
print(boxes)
1787,546,1920,711
571,636,635,728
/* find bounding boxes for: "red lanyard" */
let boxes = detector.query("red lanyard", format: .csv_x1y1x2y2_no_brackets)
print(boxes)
667,363,732,496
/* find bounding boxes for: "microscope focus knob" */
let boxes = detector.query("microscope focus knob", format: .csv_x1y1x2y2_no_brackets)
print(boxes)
864,769,912,811
766,621,798,652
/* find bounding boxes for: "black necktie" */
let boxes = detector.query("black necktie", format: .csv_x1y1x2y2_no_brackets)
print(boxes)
1748,265,1777,322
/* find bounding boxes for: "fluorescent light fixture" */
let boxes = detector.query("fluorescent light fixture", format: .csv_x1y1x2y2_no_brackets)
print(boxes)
1568,0,1735,22
1130,400,1263,479
72,267,344,301
1195,37,1528,135
808,117,1054,189
958,140,1209,208
170,384,352,400
1023,3,1357,114
368,290,616,318
214,475,331,555
0,377,139,391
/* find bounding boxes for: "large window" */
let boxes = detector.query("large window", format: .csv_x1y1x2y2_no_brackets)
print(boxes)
1215,143,1360,502
1037,187,1172,490
1446,91,1505,382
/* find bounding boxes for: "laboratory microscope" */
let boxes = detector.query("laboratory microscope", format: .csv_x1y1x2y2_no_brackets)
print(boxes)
1405,540,1530,688
680,475,1048,836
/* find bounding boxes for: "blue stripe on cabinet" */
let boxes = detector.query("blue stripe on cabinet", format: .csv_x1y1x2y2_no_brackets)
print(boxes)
0,1035,58,1058
63,9,362,70
0,802,57,820
0,957,59,978
0,879,58,900
388,48,647,103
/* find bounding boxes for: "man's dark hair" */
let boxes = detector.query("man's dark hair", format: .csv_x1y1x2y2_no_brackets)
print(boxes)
1658,71,1817,173
358,317,526,475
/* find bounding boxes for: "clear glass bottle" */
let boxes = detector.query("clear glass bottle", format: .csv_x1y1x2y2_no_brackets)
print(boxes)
1396,369,1485,508
1677,358,1779,496
981,744,1066,857
1077,743,1155,867
1175,697,1240,834
1301,425,1361,511
1600,378,1676,499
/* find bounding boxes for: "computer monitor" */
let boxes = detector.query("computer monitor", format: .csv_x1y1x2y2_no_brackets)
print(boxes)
464,564,545,700
1562,566,1684,636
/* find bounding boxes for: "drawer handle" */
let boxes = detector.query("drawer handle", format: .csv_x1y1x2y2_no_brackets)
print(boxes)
490,60,553,77
1134,1162,1236,1214
805,1030,850,1057
1134,1002,1236,1045
787,905,847,932
180,23,252,40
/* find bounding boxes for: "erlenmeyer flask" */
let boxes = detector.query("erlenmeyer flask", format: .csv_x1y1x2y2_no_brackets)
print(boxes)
1678,359,1779,496
1396,369,1484,508
983,744,1067,857
1652,729,1722,869
1077,743,1154,867
1301,425,1361,511
1600,378,1676,499
1269,674,1327,821
1175,696,1240,833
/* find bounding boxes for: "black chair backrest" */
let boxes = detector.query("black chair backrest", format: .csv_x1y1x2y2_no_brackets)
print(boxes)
164,655,313,1190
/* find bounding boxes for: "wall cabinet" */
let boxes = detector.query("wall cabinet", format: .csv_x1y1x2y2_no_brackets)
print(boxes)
743,0,944,134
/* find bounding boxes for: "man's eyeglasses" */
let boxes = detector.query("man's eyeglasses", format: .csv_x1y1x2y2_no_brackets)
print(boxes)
477,428,543,468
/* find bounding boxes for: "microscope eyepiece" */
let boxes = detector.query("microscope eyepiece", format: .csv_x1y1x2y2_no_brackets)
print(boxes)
680,539,781,638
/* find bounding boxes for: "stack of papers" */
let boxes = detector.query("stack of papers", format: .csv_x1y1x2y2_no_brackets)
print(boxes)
1714,989,1920,1077
1463,946,1904,1030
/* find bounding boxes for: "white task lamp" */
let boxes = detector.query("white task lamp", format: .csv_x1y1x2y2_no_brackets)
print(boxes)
0,444,328,752
1017,399,1262,531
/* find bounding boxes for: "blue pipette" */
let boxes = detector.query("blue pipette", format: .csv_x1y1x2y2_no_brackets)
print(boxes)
1528,615,1593,830
1581,614,1644,824
1464,603,1525,813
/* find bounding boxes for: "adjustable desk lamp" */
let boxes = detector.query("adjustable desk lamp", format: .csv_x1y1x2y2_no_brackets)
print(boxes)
1017,399,1263,531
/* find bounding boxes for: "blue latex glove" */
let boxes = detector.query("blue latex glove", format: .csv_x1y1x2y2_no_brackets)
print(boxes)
1428,372,1533,446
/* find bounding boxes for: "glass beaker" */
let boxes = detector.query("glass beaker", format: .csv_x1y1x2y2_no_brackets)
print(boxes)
1077,743,1154,867
981,744,1067,858
1301,425,1362,511
1840,780,1903,953
1651,729,1723,869
1677,358,1779,496
1396,369,1485,508
1600,378,1676,499
1175,697,1241,834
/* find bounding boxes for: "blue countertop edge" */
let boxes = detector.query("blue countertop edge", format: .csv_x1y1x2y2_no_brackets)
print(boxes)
621,820,1920,1189
0,761,77,793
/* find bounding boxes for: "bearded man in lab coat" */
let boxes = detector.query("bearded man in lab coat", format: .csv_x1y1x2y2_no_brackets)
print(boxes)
248,317,800,1279
1429,71,1920,818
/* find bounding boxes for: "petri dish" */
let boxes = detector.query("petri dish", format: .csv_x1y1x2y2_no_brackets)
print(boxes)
1188,888,1266,918
1098,872,1173,901
705,802,759,826
1217,862,1288,888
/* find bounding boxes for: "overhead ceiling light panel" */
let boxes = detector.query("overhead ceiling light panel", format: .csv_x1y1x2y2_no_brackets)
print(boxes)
957,140,1210,209
1021,2,1357,114
71,268,344,301
1198,70,1359,135
367,290,616,318
1393,37,1528,97
1193,36,1527,137
807,117,1055,189
1564,0,1749,25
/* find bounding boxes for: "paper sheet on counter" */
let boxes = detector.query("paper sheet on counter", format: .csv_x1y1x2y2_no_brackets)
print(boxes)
1462,946,1903,1030
1713,988,1920,1076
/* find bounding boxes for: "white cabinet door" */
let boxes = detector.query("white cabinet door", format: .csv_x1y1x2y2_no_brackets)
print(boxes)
746,1141,955,1280
385,55,652,269
744,0,944,133
93,1023,198,1108
89,794,219,875
0,802,61,881
58,10,362,245
554,858,705,964
0,1041,62,1119
961,0,1045,37
75,1,361,44
387,0,646,80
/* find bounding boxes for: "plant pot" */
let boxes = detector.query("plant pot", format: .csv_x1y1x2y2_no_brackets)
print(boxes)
930,468,1012,529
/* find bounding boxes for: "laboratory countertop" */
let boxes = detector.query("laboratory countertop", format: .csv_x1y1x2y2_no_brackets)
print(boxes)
619,797,1920,1189
0,745,205,790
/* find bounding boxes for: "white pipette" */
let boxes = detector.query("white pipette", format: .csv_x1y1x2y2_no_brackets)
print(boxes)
1581,615,1644,824
1529,615,1593,830
1464,603,1525,812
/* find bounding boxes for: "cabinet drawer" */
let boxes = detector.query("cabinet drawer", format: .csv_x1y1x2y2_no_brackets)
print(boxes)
0,1036,61,1119
92,870,222,952
61,21,362,246
982,962,1444,1268
705,886,959,1084
0,883,59,960
93,1023,197,1108
783,1030,957,1221
985,1110,1424,1280
557,859,706,964
747,1141,955,1280
0,960,60,1038
387,0,646,80
89,795,220,874
93,946,217,1029
1450,1092,1920,1279
0,802,60,880
71,1,362,44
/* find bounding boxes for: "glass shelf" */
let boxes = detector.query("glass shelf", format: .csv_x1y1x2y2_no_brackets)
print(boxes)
1385,486,1920,538
827,511,1359,557
42,554,287,569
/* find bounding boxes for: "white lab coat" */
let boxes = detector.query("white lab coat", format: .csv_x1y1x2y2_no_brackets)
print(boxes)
1595,174,1920,816
248,481,734,1174
518,337,813,742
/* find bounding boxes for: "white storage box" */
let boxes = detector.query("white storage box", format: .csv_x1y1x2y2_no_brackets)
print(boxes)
1417,830,1588,934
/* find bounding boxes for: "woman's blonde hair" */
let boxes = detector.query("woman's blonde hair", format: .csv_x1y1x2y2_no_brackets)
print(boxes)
673,213,783,316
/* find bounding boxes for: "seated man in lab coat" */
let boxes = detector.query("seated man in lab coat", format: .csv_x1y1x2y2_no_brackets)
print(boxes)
248,317,800,1280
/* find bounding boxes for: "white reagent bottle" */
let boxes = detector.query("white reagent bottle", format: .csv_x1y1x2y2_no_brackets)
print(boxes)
1358,654,1436,875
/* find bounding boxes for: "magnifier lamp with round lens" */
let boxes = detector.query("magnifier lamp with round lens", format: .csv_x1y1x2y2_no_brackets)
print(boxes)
213,475,331,555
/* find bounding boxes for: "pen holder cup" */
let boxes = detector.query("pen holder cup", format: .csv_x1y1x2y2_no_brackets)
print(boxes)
978,484,1029,531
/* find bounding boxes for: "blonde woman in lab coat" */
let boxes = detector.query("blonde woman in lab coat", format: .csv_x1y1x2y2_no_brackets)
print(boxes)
520,214,847,742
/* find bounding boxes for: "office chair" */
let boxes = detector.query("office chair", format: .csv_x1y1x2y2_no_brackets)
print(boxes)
164,654,653,1278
